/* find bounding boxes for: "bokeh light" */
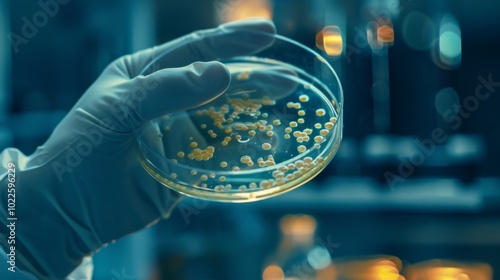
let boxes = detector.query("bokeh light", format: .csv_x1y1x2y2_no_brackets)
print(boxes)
217,0,272,23
438,15,462,68
333,255,404,280
405,260,492,280
440,31,461,59
377,25,395,45
435,87,459,117
402,11,436,51
279,214,317,240
262,264,285,280
307,246,331,270
316,26,343,56
367,21,383,51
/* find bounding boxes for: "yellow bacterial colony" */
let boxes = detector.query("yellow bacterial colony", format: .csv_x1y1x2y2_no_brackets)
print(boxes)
161,75,338,195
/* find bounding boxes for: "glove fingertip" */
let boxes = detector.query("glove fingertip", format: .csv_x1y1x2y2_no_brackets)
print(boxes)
189,61,230,102
220,17,276,35
129,61,231,122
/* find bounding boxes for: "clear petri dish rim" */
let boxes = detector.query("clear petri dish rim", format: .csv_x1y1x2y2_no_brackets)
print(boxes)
130,30,343,202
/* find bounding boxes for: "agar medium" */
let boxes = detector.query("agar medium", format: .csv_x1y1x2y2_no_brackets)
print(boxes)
131,31,342,202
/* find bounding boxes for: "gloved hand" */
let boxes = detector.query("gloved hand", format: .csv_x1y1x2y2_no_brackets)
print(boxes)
0,18,276,279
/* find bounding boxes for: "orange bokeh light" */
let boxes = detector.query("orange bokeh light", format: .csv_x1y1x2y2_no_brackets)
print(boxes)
263,264,285,280
218,0,272,23
316,26,343,56
377,25,394,44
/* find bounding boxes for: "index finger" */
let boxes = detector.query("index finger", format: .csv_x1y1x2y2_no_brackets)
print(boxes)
131,18,276,75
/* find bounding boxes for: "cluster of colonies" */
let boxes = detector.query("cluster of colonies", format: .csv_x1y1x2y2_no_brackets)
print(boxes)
164,73,338,193
209,155,328,192
176,144,215,162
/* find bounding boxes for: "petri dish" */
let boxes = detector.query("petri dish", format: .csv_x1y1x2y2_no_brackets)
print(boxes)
131,30,343,202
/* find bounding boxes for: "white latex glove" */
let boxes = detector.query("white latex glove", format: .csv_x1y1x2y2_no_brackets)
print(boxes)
0,18,276,279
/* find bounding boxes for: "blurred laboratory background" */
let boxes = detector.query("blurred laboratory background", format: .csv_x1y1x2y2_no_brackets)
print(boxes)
2,0,500,279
